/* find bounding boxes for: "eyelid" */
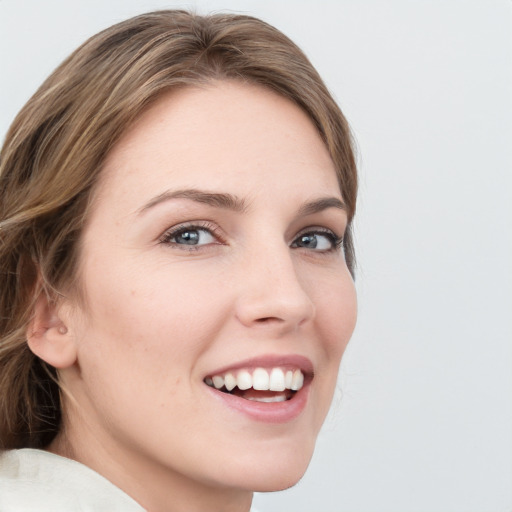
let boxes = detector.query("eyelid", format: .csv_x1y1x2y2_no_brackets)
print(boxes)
296,223,338,232
158,221,344,252
294,225,343,241
291,226,344,251
158,220,224,246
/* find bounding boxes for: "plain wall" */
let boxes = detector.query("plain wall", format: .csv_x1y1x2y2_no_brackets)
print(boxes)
1,1,511,511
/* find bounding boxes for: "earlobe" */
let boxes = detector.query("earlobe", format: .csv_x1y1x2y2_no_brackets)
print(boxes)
26,292,77,369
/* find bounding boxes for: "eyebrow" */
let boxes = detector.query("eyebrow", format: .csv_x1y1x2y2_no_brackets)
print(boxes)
137,188,346,216
297,196,347,216
138,188,248,215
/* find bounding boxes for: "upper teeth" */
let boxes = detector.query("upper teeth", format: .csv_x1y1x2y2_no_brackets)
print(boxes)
206,367,305,392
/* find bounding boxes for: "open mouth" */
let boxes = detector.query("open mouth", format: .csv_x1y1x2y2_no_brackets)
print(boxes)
204,367,305,403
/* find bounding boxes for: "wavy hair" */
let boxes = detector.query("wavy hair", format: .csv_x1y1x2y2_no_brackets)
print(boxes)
0,9,357,449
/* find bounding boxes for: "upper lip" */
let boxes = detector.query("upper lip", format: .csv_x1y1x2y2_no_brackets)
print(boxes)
204,354,314,378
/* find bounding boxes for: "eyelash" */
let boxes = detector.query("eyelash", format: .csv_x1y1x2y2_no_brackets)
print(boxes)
159,222,344,253
159,221,223,249
292,228,344,253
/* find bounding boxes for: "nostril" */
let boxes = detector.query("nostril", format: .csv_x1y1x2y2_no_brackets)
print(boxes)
255,317,282,323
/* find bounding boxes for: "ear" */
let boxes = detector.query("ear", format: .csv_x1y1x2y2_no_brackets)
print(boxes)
26,291,77,369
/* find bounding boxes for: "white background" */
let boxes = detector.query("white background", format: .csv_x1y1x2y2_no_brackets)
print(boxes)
1,1,511,511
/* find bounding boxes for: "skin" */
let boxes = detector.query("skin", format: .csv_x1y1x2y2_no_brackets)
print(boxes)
36,81,357,512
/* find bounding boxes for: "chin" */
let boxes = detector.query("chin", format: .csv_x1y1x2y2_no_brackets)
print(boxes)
249,466,309,493
223,437,316,493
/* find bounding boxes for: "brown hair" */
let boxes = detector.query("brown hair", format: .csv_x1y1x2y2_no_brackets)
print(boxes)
0,9,357,450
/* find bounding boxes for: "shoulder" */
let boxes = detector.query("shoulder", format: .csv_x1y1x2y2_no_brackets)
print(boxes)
0,449,145,512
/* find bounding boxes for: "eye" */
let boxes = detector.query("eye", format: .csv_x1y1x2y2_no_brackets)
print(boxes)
291,230,343,252
159,223,219,248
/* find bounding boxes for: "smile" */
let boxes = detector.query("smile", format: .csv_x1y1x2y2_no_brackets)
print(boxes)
205,367,305,403
203,355,313,422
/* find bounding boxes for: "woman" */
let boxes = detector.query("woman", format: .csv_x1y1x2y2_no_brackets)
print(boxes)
0,10,357,512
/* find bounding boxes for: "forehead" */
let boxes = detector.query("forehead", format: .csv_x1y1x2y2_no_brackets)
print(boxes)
94,81,340,211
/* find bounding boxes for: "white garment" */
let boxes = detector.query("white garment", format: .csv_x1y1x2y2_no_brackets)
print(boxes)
0,449,259,512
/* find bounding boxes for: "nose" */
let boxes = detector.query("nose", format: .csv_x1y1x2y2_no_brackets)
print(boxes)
234,245,316,334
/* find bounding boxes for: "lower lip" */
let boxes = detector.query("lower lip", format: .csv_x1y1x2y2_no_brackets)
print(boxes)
205,383,311,423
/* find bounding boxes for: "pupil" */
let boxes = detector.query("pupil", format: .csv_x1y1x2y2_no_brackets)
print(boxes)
178,231,199,244
300,234,317,248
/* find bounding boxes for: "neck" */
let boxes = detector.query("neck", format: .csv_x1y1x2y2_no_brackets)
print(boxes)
48,425,253,512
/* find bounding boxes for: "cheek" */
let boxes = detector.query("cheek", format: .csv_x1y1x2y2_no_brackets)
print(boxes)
75,257,228,373
69,273,216,435
316,272,357,352
312,272,357,401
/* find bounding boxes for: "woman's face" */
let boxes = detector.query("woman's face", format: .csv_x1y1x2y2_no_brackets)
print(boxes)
59,82,357,497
